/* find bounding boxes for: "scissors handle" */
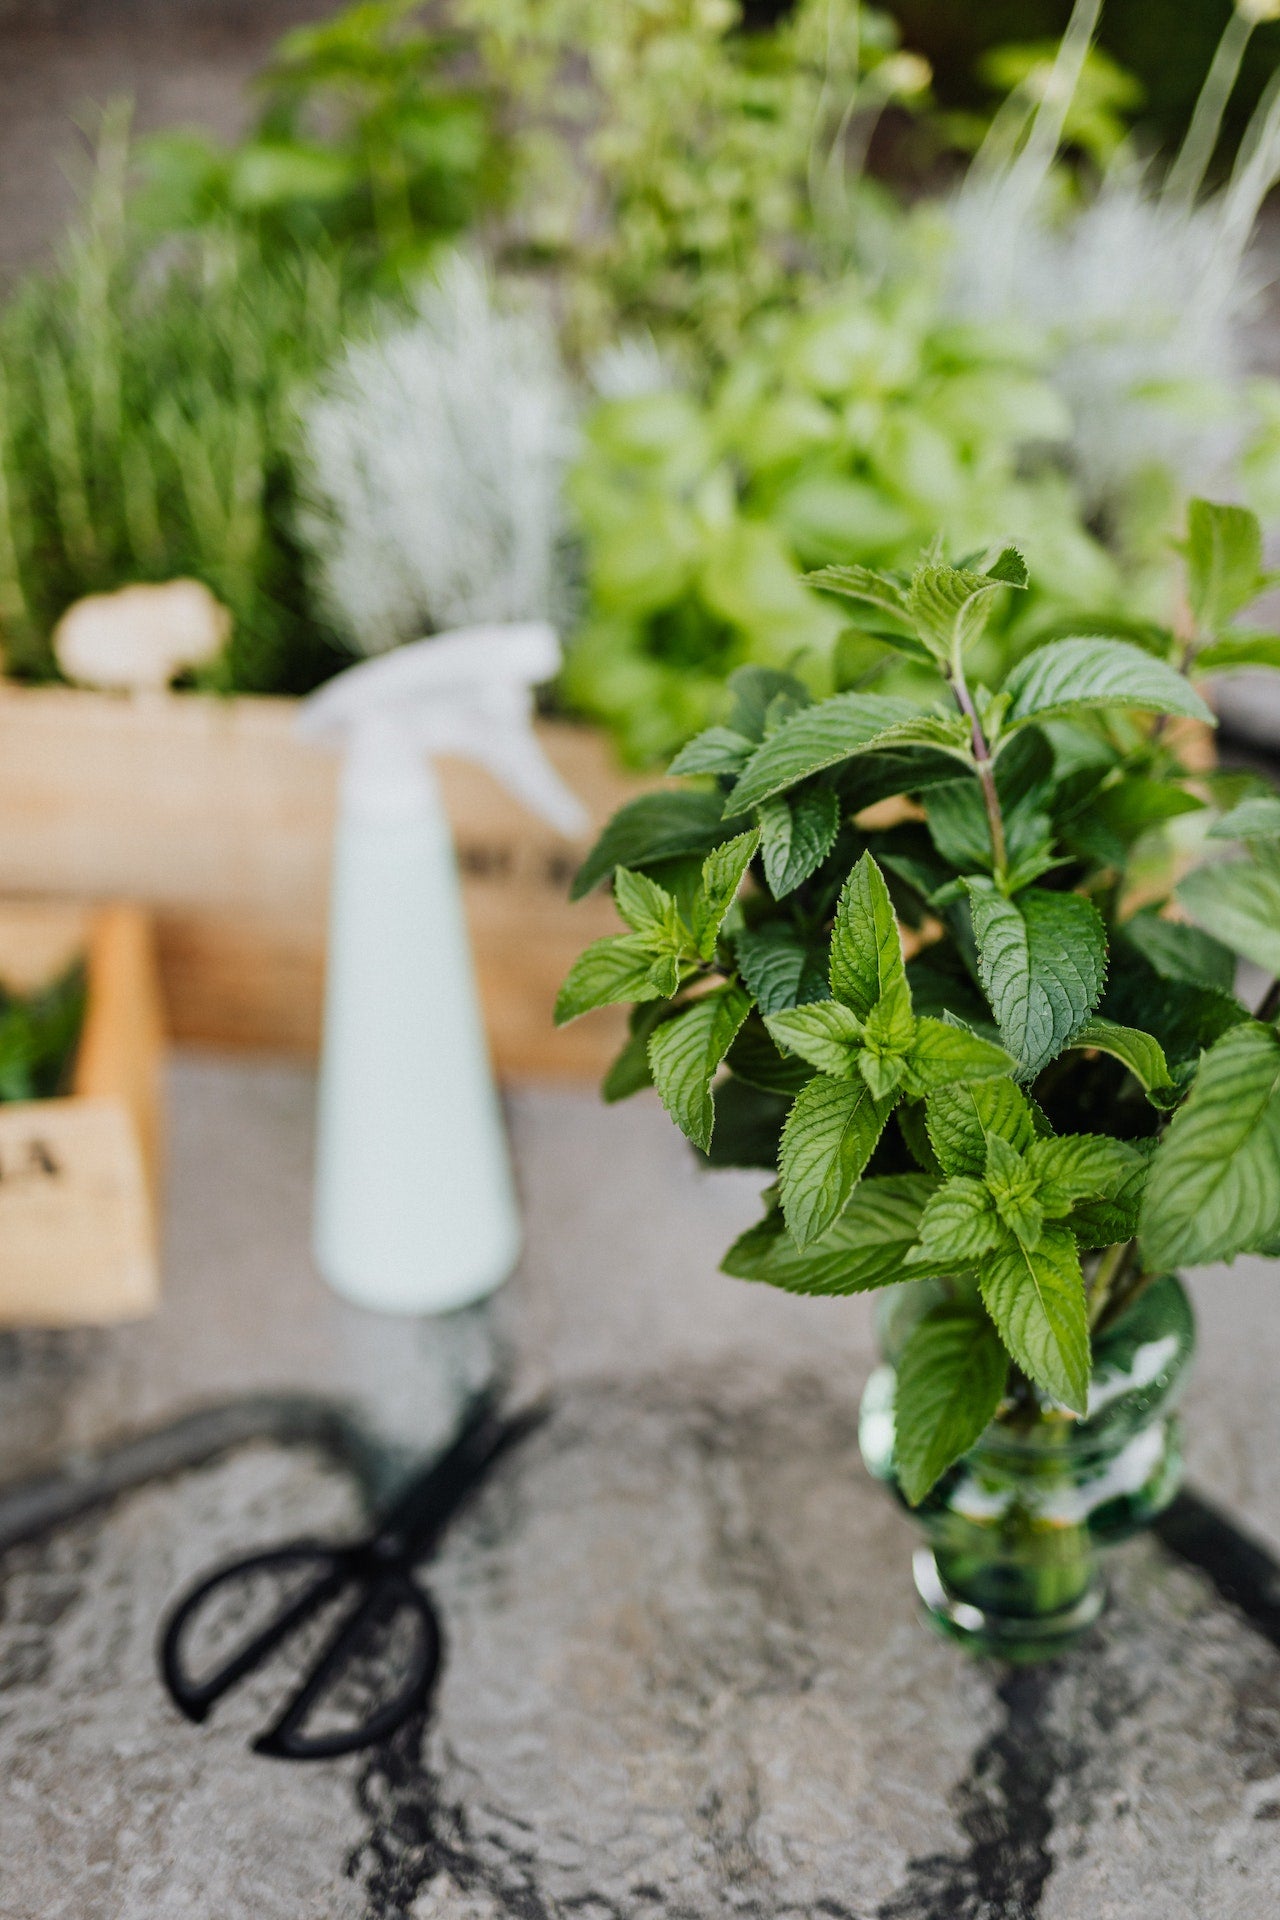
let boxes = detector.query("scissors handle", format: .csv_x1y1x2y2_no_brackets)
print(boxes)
160,1544,347,1723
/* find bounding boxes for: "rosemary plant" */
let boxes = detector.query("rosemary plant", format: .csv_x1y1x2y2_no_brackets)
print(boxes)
559,498,1280,1502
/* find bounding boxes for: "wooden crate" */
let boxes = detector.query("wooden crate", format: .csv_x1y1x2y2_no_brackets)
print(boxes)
0,685,654,1080
0,901,163,1326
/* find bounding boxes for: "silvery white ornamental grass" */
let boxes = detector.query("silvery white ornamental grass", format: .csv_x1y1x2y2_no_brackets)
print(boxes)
299,255,576,655
945,0,1280,522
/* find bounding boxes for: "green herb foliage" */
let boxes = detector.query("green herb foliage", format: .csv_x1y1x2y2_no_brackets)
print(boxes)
0,964,86,1104
563,497,1280,1503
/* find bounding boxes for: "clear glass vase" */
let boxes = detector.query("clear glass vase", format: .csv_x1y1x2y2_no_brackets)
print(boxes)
859,1273,1195,1660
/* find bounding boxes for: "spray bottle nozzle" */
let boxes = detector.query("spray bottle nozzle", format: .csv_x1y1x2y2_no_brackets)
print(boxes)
297,623,589,837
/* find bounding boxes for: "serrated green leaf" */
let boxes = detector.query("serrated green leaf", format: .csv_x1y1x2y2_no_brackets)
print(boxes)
904,1018,1014,1095
692,829,761,959
759,786,840,899
1185,498,1263,632
1119,909,1236,994
907,561,1021,664
1002,637,1213,730
804,562,912,624
725,1017,815,1097
725,666,811,743
601,1002,670,1103
1066,1017,1177,1106
1209,794,1280,839
726,693,923,812
1140,1022,1280,1270
1025,1133,1144,1215
830,853,907,1018
1179,852,1280,977
967,882,1107,1079
698,1078,788,1169
1068,1139,1154,1248
909,1175,1001,1266
555,934,681,1024
926,1077,1037,1176
647,985,751,1152
734,922,830,1014
778,1074,894,1246
614,867,681,942
894,1303,1009,1505
765,1001,865,1078
984,1134,1045,1245
1194,633,1280,673
980,1224,1090,1412
722,1174,931,1295
667,726,755,777
571,791,731,899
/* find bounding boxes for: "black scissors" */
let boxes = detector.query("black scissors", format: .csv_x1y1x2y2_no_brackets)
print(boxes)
158,1394,543,1760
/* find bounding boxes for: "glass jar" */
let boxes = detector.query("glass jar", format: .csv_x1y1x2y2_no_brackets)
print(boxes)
859,1273,1195,1659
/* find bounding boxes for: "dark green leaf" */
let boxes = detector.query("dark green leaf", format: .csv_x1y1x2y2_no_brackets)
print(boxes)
759,786,840,898
829,852,907,1018
980,1224,1091,1413
648,986,751,1153
601,1002,670,1102
725,1016,815,1097
1118,909,1236,994
734,922,830,1014
926,1077,1037,1176
726,693,924,812
723,1174,930,1295
778,1074,894,1246
1066,1017,1177,1106
571,791,731,899
725,667,811,743
667,726,755,777
894,1303,1008,1505
967,882,1107,1079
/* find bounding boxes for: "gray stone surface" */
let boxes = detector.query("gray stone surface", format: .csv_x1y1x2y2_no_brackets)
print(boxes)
0,1058,1279,1917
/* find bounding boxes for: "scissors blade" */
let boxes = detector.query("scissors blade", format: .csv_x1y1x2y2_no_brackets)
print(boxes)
252,1573,441,1760
376,1395,549,1559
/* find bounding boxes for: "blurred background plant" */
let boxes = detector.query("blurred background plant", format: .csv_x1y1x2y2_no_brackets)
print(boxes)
136,0,507,293
299,254,576,653
0,962,85,1105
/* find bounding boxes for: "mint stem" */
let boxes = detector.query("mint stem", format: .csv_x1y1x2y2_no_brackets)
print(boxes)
949,660,1008,881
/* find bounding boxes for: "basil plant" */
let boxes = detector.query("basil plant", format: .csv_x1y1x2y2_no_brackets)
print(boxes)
559,498,1280,1504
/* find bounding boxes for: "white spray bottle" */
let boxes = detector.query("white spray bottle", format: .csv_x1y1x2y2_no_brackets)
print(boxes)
298,623,588,1315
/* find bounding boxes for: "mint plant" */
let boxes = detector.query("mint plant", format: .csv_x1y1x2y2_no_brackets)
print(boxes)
559,498,1280,1505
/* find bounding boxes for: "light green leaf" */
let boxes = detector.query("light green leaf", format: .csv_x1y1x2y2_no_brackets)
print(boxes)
1067,1017,1177,1106
1185,498,1263,632
647,985,751,1152
980,1224,1091,1413
1194,634,1280,673
804,562,912,624
1068,1139,1155,1249
1025,1133,1145,1215
1120,908,1236,993
908,1176,1001,1266
1209,794,1280,839
765,1001,865,1078
734,923,830,1014
667,726,755,777
722,1174,930,1295
614,867,681,942
830,852,908,1018
759,786,840,899
601,1003,669,1103
726,693,922,812
692,829,761,959
571,791,731,899
904,1018,1014,1096
555,934,681,1024
894,1303,1009,1505
1001,637,1213,730
1179,853,1280,977
967,882,1107,1079
1140,1022,1280,1269
907,560,1023,664
926,1077,1037,1176
778,1074,894,1247
984,1134,1045,1246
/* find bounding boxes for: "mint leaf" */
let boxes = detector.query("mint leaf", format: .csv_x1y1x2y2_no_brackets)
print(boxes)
1185,498,1263,632
980,1224,1091,1413
1001,637,1213,730
614,867,681,942
734,923,830,1014
1140,1022,1280,1269
759,786,840,898
1067,1017,1177,1107
571,791,731,899
894,1303,1008,1505
804,561,912,624
904,1018,1014,1095
830,852,907,1017
725,666,811,742
725,1017,815,1097
692,828,760,958
1024,1133,1144,1215
1179,851,1280,977
984,1134,1045,1245
967,882,1107,1079
765,1001,865,1078
668,726,755,777
907,559,1023,664
1209,794,1280,840
556,934,681,1024
1194,634,1280,673
909,1176,1001,1265
647,985,751,1152
926,1077,1037,1176
1119,909,1236,994
727,693,921,812
1069,1139,1154,1248
601,1002,670,1102
778,1074,894,1246
722,1174,930,1295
